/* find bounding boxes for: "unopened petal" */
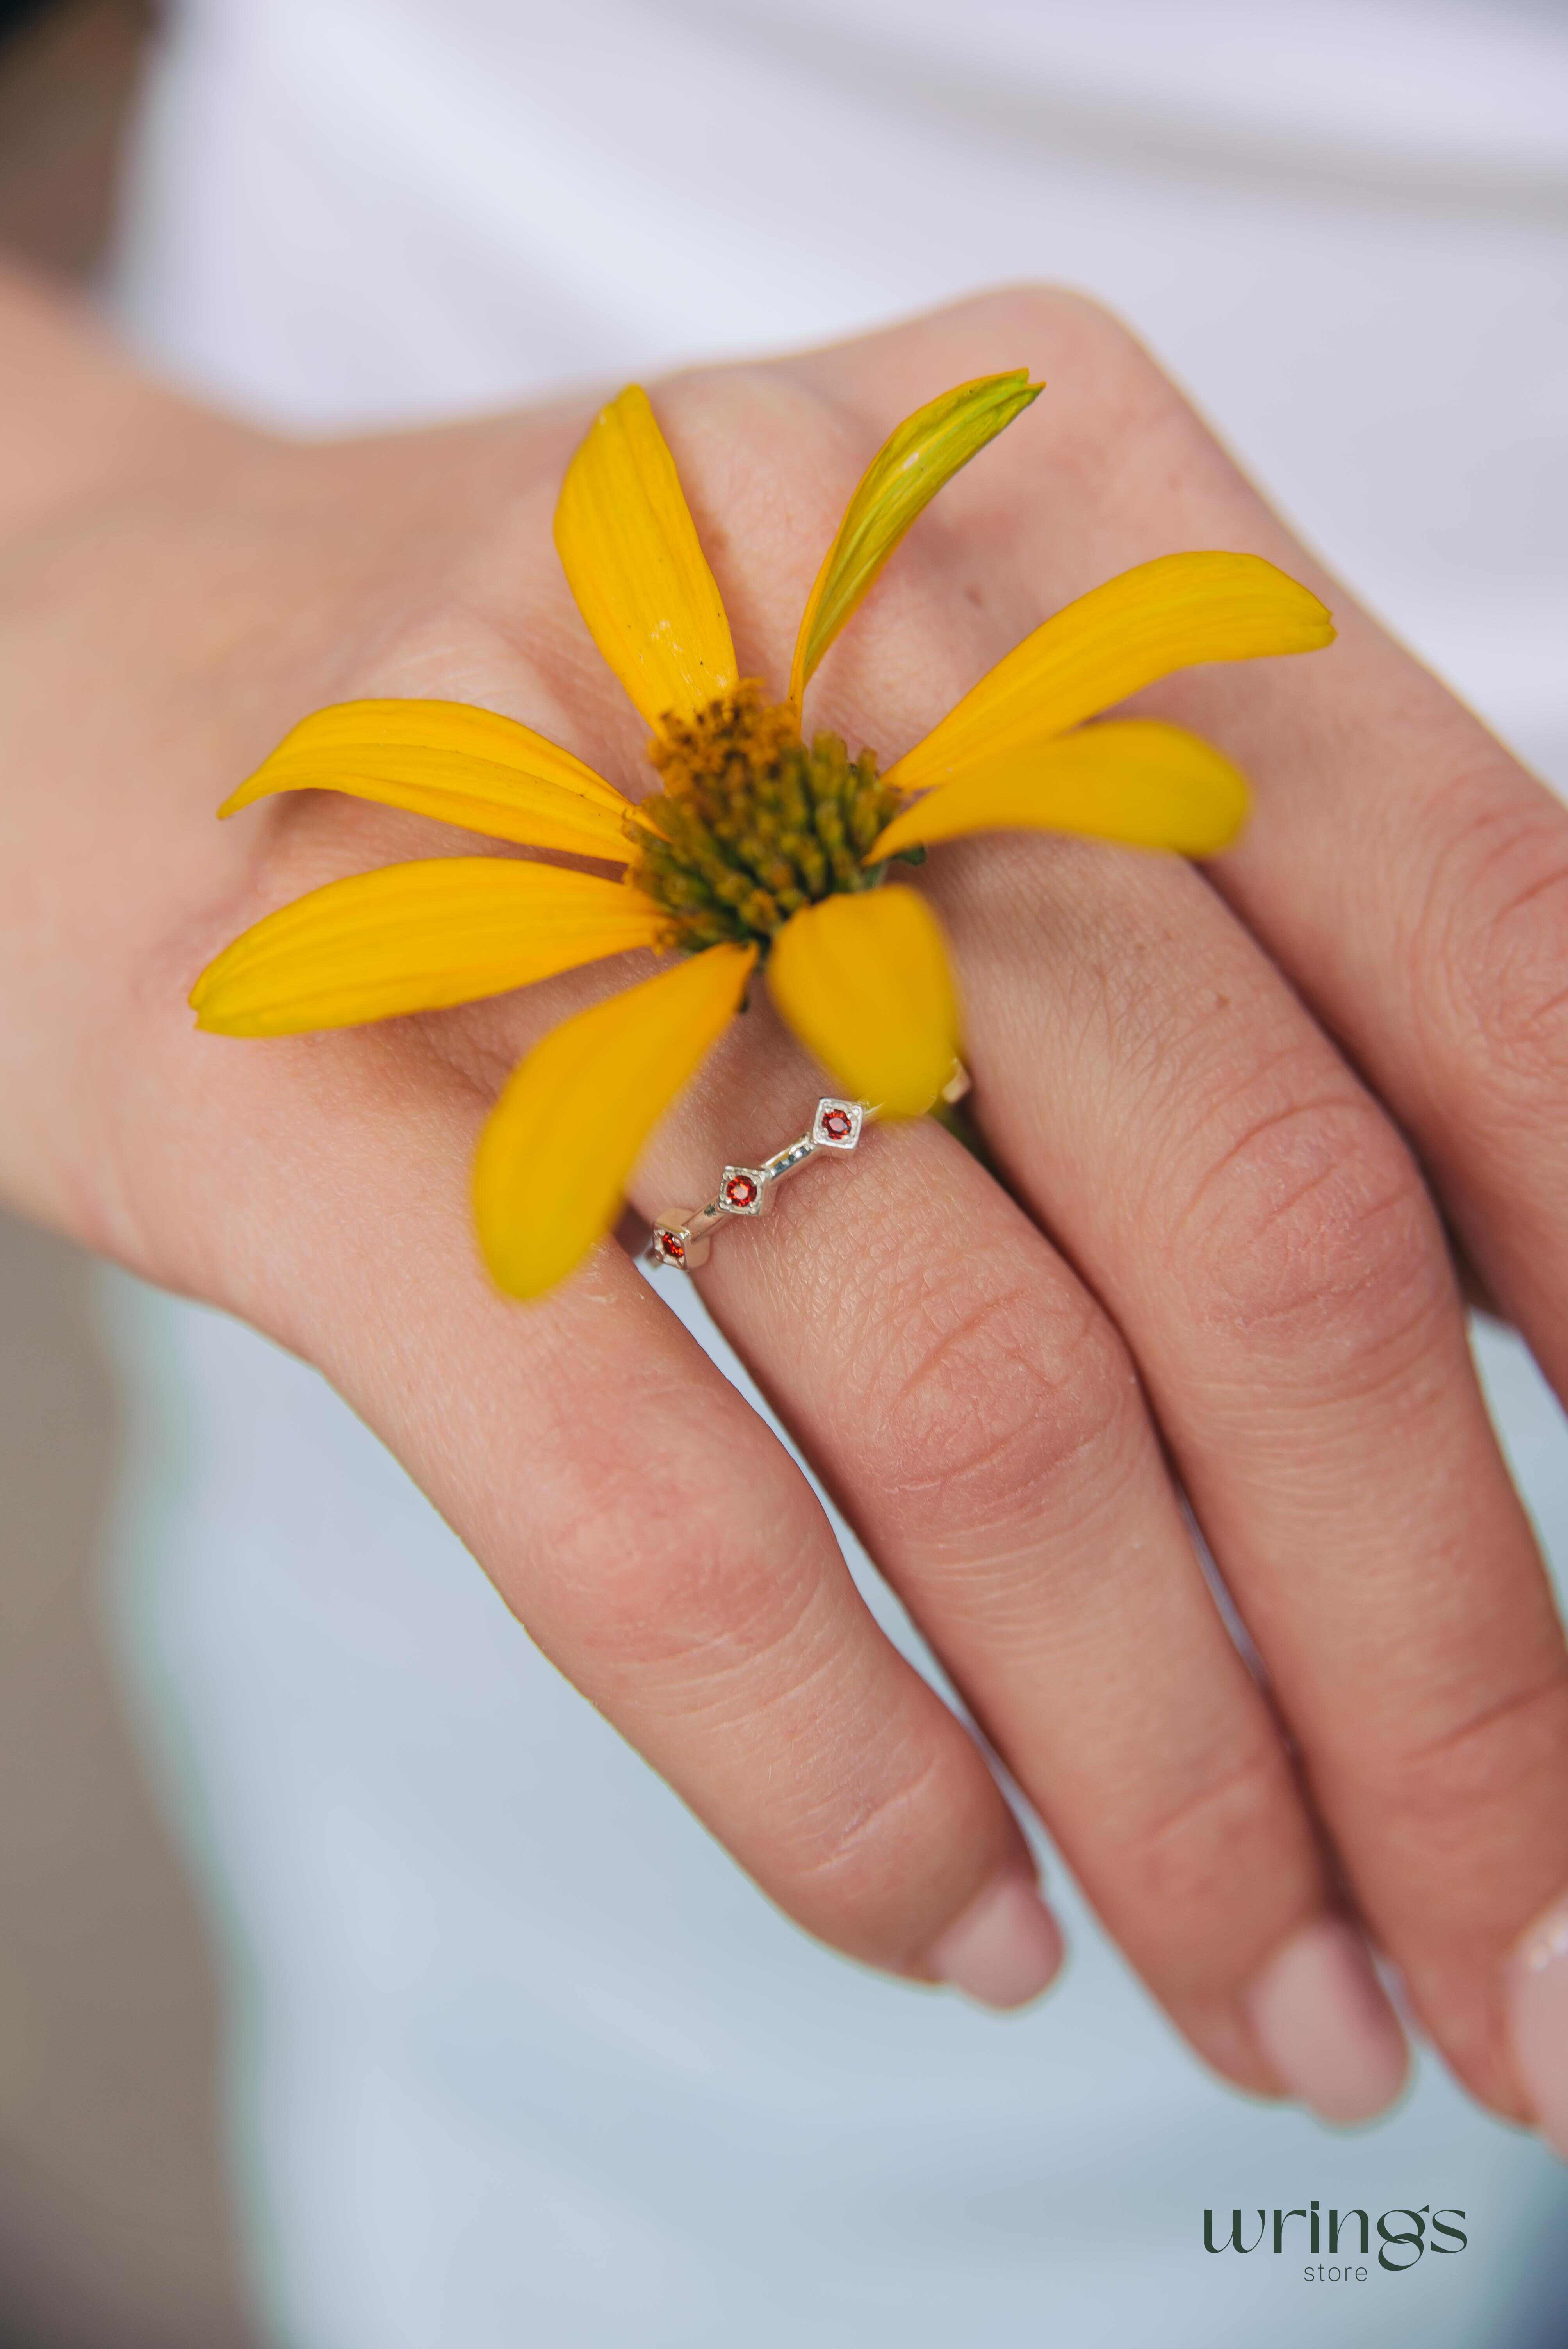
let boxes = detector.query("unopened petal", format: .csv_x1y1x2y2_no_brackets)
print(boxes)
221,699,633,863
474,940,755,1298
191,858,667,1035
788,370,1041,709
554,386,738,730
888,552,1333,798
871,718,1249,861
766,888,959,1118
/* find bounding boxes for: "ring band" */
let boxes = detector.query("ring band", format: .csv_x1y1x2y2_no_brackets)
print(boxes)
647,1064,970,1273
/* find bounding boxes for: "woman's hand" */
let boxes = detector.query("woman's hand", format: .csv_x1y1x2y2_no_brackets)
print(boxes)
5,264,1567,2146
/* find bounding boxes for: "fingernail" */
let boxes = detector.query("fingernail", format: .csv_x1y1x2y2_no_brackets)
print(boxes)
928,1871,1064,2011
1244,1917,1409,2125
1506,1893,1568,2160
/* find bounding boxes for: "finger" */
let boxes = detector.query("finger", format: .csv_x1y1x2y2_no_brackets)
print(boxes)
773,287,1568,2125
624,997,1409,2117
930,820,1568,2122
989,322,1568,1389
778,288,1568,1385
137,1009,1060,2006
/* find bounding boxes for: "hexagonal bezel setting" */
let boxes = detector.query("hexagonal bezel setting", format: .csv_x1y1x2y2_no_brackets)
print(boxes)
812,1098,863,1151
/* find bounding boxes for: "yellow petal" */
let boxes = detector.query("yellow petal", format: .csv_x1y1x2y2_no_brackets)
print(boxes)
870,718,1250,861
191,858,668,1036
221,700,634,863
553,386,738,731
887,552,1334,798
474,941,755,1298
766,887,959,1118
789,370,1041,709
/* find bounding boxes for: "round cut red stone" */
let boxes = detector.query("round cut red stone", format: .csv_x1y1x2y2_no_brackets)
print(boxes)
724,1175,758,1208
660,1231,686,1262
821,1107,853,1142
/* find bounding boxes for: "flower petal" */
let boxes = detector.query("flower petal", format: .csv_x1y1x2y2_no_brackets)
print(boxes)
474,941,755,1298
788,371,1042,710
887,552,1334,798
191,858,668,1036
766,887,959,1118
870,718,1250,861
553,386,738,731
221,700,634,862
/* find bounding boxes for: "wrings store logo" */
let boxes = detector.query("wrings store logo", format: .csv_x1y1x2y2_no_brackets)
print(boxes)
1203,2201,1468,2278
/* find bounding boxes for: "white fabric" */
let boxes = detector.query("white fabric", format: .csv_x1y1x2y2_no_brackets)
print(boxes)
101,2,1568,2342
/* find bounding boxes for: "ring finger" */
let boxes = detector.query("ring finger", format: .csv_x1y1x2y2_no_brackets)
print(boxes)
627,989,1409,2120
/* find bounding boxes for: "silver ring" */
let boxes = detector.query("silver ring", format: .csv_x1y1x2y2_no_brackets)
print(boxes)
647,1064,970,1273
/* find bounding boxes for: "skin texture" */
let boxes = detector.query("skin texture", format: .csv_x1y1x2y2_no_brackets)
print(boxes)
4,262,1567,2126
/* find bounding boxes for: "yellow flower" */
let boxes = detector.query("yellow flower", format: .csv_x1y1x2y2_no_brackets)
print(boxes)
192,372,1334,1297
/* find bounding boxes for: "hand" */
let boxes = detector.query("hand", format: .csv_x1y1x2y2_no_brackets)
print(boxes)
5,265,1567,2144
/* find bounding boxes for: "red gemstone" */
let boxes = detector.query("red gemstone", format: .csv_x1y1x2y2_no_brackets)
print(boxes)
822,1107,853,1142
723,1175,758,1208
660,1231,686,1262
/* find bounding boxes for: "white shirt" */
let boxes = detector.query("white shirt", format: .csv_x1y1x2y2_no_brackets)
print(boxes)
103,5,1568,2342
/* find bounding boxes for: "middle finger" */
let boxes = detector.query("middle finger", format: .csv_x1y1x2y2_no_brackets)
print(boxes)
931,821,1566,2123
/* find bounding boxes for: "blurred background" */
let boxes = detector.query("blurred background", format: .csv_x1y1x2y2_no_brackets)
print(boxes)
0,1215,257,2349
1,21,260,2349
1,2,1566,2344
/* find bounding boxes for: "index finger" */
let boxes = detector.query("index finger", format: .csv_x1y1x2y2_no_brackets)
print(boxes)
147,1001,1060,2008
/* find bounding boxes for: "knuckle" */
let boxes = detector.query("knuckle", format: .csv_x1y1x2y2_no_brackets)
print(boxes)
952,280,1123,351
661,358,820,475
1361,1667,1568,1859
964,284,1196,480
536,1394,820,1678
362,597,491,691
1418,773,1568,1123
1124,1739,1305,1925
779,1727,1018,1974
854,1236,1140,1533
950,282,1145,376
782,1736,951,1918
1176,1077,1449,1370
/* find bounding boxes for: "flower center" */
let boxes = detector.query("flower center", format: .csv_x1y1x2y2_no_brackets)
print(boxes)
629,682,909,954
